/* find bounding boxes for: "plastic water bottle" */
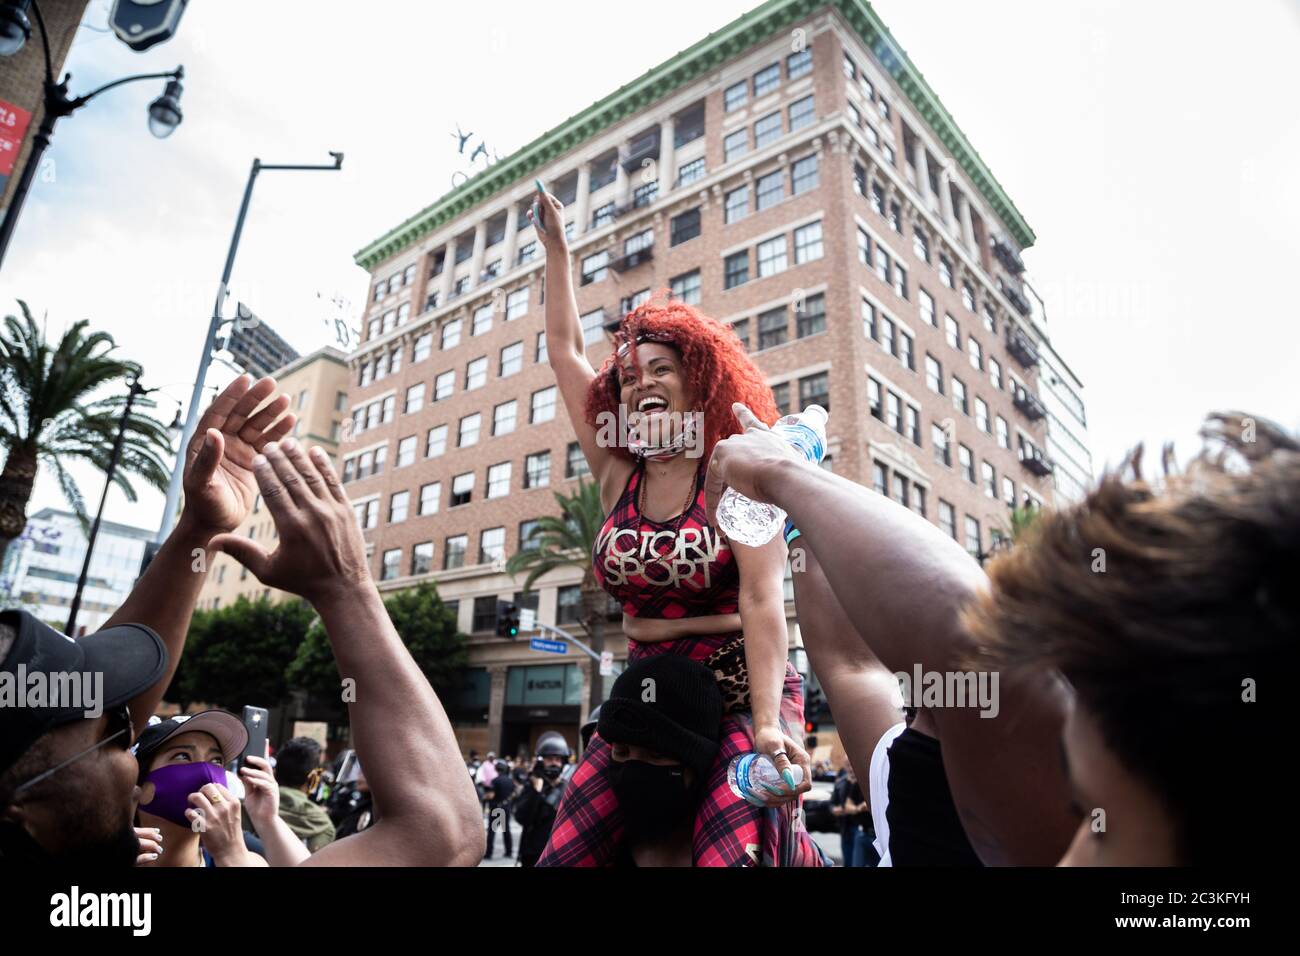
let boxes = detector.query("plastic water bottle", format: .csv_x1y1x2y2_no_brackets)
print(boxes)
716,405,828,547
727,753,806,807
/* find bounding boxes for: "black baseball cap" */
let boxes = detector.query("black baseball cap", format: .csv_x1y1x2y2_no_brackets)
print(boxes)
0,610,167,776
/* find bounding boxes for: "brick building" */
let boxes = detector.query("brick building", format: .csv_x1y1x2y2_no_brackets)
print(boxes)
345,0,1086,760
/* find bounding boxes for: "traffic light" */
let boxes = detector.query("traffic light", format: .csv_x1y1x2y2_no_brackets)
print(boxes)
495,601,520,639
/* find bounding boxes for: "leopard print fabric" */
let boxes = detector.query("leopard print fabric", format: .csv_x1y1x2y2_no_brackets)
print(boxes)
704,634,750,714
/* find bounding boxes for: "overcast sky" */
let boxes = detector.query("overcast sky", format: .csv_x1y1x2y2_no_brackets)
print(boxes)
2,0,1296,533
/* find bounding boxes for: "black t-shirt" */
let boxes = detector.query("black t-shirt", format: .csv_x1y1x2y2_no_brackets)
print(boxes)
490,774,516,803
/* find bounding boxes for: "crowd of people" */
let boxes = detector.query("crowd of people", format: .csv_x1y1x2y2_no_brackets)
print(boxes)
0,180,1291,868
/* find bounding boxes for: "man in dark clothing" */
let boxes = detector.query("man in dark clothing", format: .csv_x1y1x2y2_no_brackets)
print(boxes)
513,733,571,867
485,760,516,859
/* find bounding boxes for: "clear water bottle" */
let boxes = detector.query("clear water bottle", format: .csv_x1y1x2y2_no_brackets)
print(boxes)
716,405,828,547
727,752,806,807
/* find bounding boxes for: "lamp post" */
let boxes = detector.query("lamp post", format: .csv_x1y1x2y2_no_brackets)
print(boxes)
152,152,344,547
63,378,181,636
0,0,185,271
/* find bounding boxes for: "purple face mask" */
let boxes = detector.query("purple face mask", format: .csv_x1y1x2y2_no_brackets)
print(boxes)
139,762,228,827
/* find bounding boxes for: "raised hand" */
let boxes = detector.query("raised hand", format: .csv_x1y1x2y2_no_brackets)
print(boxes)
182,374,296,537
207,438,371,607
527,181,567,254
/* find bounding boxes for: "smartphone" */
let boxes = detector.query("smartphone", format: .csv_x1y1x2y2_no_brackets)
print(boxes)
531,198,547,234
237,706,269,771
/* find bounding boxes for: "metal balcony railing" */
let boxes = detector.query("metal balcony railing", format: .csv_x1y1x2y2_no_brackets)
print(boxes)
1020,447,1054,477
1013,385,1047,421
1006,324,1040,368
621,130,661,172
611,245,654,273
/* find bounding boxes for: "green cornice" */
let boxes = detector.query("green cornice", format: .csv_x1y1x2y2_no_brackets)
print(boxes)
354,0,1033,271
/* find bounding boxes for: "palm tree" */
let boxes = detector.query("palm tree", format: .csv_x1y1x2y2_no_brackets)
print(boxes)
0,301,173,563
505,477,612,712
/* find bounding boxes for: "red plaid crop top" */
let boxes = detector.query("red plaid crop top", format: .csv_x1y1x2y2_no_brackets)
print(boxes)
592,461,740,619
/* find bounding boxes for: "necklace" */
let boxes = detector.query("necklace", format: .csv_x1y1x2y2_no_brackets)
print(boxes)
637,461,699,533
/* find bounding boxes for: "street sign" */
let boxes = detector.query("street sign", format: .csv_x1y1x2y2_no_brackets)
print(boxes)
520,608,536,631
530,638,567,655
599,651,614,676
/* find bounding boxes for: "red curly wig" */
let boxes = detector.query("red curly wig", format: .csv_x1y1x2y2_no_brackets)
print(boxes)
583,293,779,464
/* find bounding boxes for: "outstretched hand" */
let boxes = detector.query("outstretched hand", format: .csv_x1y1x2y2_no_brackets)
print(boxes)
182,375,296,537
527,182,567,254
207,438,371,607
704,402,799,523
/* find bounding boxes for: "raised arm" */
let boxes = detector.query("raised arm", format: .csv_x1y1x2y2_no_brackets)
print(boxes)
209,438,484,866
105,374,294,734
706,404,1076,865
530,183,628,498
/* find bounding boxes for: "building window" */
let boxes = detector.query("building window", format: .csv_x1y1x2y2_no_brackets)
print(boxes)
444,535,468,570
404,382,425,414
913,228,930,262
889,202,902,234
893,263,908,300
959,444,975,483
565,441,590,478
874,246,890,284
397,435,417,468
465,356,487,391
676,158,706,187
753,62,780,97
757,236,788,277
426,424,448,458
867,376,883,420
968,337,982,371
670,270,701,305
772,381,791,416
419,481,441,515
724,80,748,112
976,397,990,433
905,404,921,446
557,585,582,625
519,520,542,552
441,318,462,350
500,341,524,378
796,293,825,338
411,542,434,575
756,170,784,210
982,461,997,499
524,451,550,489
451,472,473,507
794,221,823,264
926,354,943,394
670,208,701,245
870,181,885,215
724,251,749,289
505,287,529,320
381,548,401,581
754,111,782,149
472,304,493,337
389,491,410,524
674,103,705,146
725,185,749,223
873,461,888,495
899,330,914,370
996,415,1010,449
788,95,815,132
732,318,750,350
591,202,615,229
892,472,910,508
861,297,876,339
843,52,857,79
633,181,658,208
945,314,961,350
939,255,953,288
939,501,957,539
932,423,951,466
724,128,749,162
878,316,895,355
536,331,548,363
791,154,818,194
355,499,379,530
620,289,651,314
912,484,927,518
580,308,605,346
1002,476,1016,507
989,357,1002,391
964,516,981,557
581,251,609,285
952,377,968,415
458,413,482,447
799,371,829,412
487,463,511,499
531,386,557,423
413,333,432,364
983,303,998,334
493,400,517,436
857,226,870,264
516,241,538,266
786,48,812,79
886,391,903,433
962,282,976,312
757,307,787,350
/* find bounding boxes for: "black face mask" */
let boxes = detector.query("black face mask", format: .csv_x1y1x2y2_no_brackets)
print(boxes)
541,764,563,781
609,759,698,842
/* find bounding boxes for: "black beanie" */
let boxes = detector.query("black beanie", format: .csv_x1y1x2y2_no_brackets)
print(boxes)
597,655,723,779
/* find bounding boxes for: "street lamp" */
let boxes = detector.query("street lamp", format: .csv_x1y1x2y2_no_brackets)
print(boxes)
0,0,185,271
152,152,344,547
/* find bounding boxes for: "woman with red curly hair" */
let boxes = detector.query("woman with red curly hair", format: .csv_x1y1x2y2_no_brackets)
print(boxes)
527,182,825,867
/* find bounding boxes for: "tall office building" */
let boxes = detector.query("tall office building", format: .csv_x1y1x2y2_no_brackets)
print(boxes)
0,507,153,635
346,0,1087,759
196,346,351,610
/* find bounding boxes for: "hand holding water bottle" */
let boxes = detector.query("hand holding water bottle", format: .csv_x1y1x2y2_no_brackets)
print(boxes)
706,402,828,546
